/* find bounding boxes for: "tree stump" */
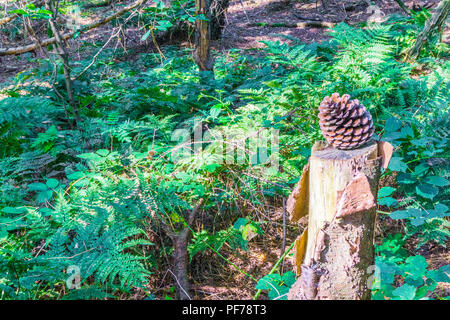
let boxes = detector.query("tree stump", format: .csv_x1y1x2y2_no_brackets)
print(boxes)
288,140,382,300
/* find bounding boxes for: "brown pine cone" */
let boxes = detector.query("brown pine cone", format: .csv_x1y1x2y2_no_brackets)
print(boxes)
318,93,374,150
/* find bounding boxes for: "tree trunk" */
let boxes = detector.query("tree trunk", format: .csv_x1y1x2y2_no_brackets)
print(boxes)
168,199,204,300
45,0,81,123
408,0,450,59
288,141,382,300
194,0,214,81
172,228,192,300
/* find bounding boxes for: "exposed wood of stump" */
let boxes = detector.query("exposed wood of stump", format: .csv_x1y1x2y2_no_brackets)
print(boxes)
288,140,382,300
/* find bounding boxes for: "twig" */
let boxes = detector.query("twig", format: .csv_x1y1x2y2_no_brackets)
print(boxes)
393,0,412,15
247,20,335,28
281,197,286,272
167,269,192,300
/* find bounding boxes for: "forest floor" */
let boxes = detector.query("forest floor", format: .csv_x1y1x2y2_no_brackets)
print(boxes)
220,0,445,48
0,0,448,300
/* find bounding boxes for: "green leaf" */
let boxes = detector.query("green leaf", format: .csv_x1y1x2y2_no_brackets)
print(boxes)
392,284,416,300
39,207,54,216
196,14,209,21
96,149,110,157
156,20,173,31
400,126,414,138
203,163,221,173
263,80,282,88
397,173,415,184
378,197,397,207
210,105,222,118
46,178,59,189
242,224,258,241
416,184,438,199
378,187,396,197
424,176,449,187
233,218,250,231
430,204,448,218
389,210,410,219
413,162,429,176
402,256,428,279
414,285,428,299
9,9,27,15
427,266,450,283
409,208,424,218
281,271,296,287
388,157,408,173
1,207,28,214
255,274,281,290
0,225,7,240
36,9,52,16
77,152,102,160
385,117,402,132
67,171,85,180
28,182,48,191
410,217,426,226
268,285,289,300
141,29,151,41
156,0,166,9
262,120,272,128
37,190,53,203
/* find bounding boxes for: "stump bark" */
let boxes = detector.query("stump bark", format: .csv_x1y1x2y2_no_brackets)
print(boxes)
288,140,382,300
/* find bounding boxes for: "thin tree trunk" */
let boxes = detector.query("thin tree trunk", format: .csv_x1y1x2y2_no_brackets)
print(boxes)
45,0,81,123
194,0,214,82
408,0,450,59
168,200,204,300
172,228,192,300
393,0,411,15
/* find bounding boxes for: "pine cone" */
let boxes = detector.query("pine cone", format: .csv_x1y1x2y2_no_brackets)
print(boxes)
318,93,374,150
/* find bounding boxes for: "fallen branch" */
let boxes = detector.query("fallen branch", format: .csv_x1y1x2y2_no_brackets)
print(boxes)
0,14,19,26
82,0,116,8
0,0,149,56
393,0,412,15
247,20,336,29
293,14,322,21
407,0,450,59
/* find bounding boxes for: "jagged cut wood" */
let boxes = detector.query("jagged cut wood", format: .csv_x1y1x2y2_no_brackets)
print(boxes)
378,140,394,169
288,140,382,300
286,162,309,222
293,227,308,275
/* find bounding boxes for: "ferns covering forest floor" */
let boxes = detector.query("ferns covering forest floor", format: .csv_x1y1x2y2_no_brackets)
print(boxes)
0,0,449,300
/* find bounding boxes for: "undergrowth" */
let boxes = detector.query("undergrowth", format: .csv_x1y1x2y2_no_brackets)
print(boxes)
0,10,448,300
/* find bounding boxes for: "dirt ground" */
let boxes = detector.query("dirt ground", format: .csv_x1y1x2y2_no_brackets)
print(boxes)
219,0,444,49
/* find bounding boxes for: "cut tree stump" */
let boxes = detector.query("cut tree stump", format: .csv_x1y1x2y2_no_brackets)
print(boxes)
287,140,383,300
